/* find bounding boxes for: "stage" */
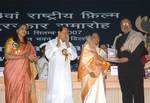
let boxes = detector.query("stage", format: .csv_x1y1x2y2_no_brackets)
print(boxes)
1,72,150,103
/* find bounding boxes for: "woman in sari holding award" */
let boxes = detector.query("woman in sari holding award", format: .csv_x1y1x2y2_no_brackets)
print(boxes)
4,23,38,103
78,32,110,103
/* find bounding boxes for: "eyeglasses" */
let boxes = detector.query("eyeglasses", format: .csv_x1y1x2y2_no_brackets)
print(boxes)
122,22,129,26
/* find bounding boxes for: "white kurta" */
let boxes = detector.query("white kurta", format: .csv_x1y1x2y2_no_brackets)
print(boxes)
45,38,77,103
37,56,49,80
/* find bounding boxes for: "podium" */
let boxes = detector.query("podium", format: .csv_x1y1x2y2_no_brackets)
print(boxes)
1,72,150,103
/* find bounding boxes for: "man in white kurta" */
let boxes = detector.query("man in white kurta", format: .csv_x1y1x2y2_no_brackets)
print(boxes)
45,25,77,103
37,42,49,80
37,55,49,80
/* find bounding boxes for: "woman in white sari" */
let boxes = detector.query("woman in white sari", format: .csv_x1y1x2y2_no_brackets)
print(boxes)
78,32,109,103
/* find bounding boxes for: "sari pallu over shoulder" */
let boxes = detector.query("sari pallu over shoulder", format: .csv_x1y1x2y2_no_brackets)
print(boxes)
78,44,109,102
4,38,37,103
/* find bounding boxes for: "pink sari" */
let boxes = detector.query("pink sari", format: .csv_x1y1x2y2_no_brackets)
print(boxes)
4,38,37,103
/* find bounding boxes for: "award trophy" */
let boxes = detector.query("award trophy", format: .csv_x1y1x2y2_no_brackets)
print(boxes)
107,48,120,63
